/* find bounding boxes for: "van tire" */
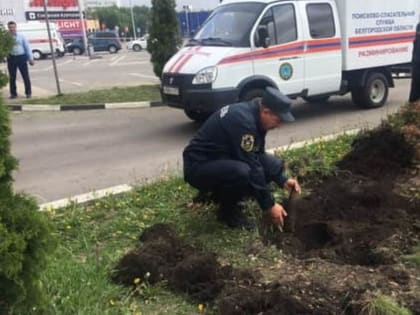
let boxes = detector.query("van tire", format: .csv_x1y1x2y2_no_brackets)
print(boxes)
108,45,118,53
32,50,43,60
352,72,388,108
240,88,265,102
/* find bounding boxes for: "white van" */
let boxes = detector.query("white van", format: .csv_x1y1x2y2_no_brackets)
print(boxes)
17,21,65,60
161,0,419,121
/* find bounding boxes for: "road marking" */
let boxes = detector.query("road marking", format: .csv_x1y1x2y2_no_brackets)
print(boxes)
110,55,126,66
116,61,150,66
31,65,53,73
128,73,159,80
58,59,74,66
82,59,100,66
58,78,83,86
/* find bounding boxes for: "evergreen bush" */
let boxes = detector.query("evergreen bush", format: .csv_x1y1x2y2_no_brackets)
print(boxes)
147,0,182,79
0,27,56,314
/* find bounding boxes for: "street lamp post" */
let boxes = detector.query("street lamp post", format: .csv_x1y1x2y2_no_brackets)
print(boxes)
41,0,62,95
77,0,90,57
183,5,191,37
129,0,137,39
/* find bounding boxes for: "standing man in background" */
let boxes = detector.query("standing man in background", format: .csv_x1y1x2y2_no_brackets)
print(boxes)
7,21,34,99
409,22,420,103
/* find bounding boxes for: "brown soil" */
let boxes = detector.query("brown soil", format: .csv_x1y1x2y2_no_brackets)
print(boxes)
112,118,420,314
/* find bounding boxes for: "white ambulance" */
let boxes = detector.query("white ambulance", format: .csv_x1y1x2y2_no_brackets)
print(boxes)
161,0,419,121
17,21,65,60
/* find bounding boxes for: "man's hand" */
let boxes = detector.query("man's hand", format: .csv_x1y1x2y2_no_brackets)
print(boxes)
268,203,287,227
283,178,301,194
29,60,34,66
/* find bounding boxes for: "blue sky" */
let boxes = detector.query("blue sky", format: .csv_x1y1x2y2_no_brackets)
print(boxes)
120,0,220,11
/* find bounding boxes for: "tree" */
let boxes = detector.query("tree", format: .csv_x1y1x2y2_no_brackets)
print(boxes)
89,5,150,38
0,28,56,314
147,0,182,79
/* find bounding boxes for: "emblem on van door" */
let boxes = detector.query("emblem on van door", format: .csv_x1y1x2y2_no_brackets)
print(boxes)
279,63,293,81
169,77,174,85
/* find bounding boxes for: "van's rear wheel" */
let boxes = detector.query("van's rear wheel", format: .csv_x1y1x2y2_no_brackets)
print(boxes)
32,50,43,60
352,72,388,108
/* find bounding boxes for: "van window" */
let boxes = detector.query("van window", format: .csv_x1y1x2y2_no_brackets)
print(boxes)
306,3,335,38
257,4,297,46
194,3,265,47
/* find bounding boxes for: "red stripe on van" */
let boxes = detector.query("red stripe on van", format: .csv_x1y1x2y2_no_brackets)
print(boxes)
349,31,415,48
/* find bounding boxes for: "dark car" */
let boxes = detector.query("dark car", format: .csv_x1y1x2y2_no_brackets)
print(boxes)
66,31,122,54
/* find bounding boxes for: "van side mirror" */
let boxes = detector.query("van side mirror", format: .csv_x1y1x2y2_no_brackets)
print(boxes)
257,25,270,48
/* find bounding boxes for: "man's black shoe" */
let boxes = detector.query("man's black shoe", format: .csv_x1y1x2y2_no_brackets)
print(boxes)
9,95,17,99
217,206,255,231
26,94,32,99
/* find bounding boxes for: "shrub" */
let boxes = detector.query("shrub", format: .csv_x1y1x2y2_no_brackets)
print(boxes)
0,193,56,314
0,27,56,314
147,0,182,79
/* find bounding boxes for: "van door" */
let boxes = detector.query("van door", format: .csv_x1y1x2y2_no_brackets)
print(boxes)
252,2,304,96
300,1,341,95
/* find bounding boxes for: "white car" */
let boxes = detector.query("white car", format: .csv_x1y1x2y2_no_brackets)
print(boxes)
127,37,148,52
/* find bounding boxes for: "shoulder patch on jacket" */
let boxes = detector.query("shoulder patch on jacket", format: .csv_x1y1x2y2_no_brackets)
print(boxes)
241,134,254,152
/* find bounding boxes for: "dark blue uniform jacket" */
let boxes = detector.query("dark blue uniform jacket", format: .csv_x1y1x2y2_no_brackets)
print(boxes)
183,101,287,210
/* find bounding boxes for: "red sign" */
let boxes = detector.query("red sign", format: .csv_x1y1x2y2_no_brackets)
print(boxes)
29,0,78,10
56,19,86,31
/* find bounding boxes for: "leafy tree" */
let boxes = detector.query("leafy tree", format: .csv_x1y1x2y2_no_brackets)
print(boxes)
89,5,150,38
0,27,56,314
148,0,182,79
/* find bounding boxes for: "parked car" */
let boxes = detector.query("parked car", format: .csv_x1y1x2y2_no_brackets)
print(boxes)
127,36,148,52
66,31,122,55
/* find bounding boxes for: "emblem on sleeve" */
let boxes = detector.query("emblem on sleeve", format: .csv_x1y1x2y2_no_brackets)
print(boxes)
241,134,255,152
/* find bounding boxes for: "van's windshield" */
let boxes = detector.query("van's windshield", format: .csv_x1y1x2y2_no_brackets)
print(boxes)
190,3,265,48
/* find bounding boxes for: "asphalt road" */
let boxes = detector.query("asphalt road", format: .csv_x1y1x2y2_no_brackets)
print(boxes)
1,49,159,97
11,79,411,203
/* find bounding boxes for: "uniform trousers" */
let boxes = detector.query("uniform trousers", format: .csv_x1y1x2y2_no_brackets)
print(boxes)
7,54,32,97
184,153,284,210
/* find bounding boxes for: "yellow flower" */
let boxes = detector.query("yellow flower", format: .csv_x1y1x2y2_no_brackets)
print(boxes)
66,225,71,230
133,277,141,285
109,299,115,306
133,311,142,315
198,304,205,312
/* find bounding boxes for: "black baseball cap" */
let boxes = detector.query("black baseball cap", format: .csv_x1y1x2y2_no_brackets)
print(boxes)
261,87,295,122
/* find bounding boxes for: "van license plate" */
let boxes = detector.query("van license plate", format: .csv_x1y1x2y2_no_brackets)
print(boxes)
163,86,179,95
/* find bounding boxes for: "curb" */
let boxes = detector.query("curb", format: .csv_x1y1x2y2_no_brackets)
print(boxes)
6,101,163,112
39,128,361,211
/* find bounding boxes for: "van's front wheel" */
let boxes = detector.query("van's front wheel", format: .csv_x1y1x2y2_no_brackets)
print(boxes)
352,72,388,108
240,88,265,102
32,50,43,60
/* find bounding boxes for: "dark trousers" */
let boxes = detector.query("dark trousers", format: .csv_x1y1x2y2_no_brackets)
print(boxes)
409,65,420,102
184,154,284,209
7,55,31,97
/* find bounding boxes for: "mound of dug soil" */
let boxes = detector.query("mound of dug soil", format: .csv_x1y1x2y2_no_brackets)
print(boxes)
113,111,420,314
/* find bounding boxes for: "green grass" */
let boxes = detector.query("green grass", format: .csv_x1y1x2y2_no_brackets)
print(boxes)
7,85,161,105
34,134,358,315
361,295,413,315
402,245,420,266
